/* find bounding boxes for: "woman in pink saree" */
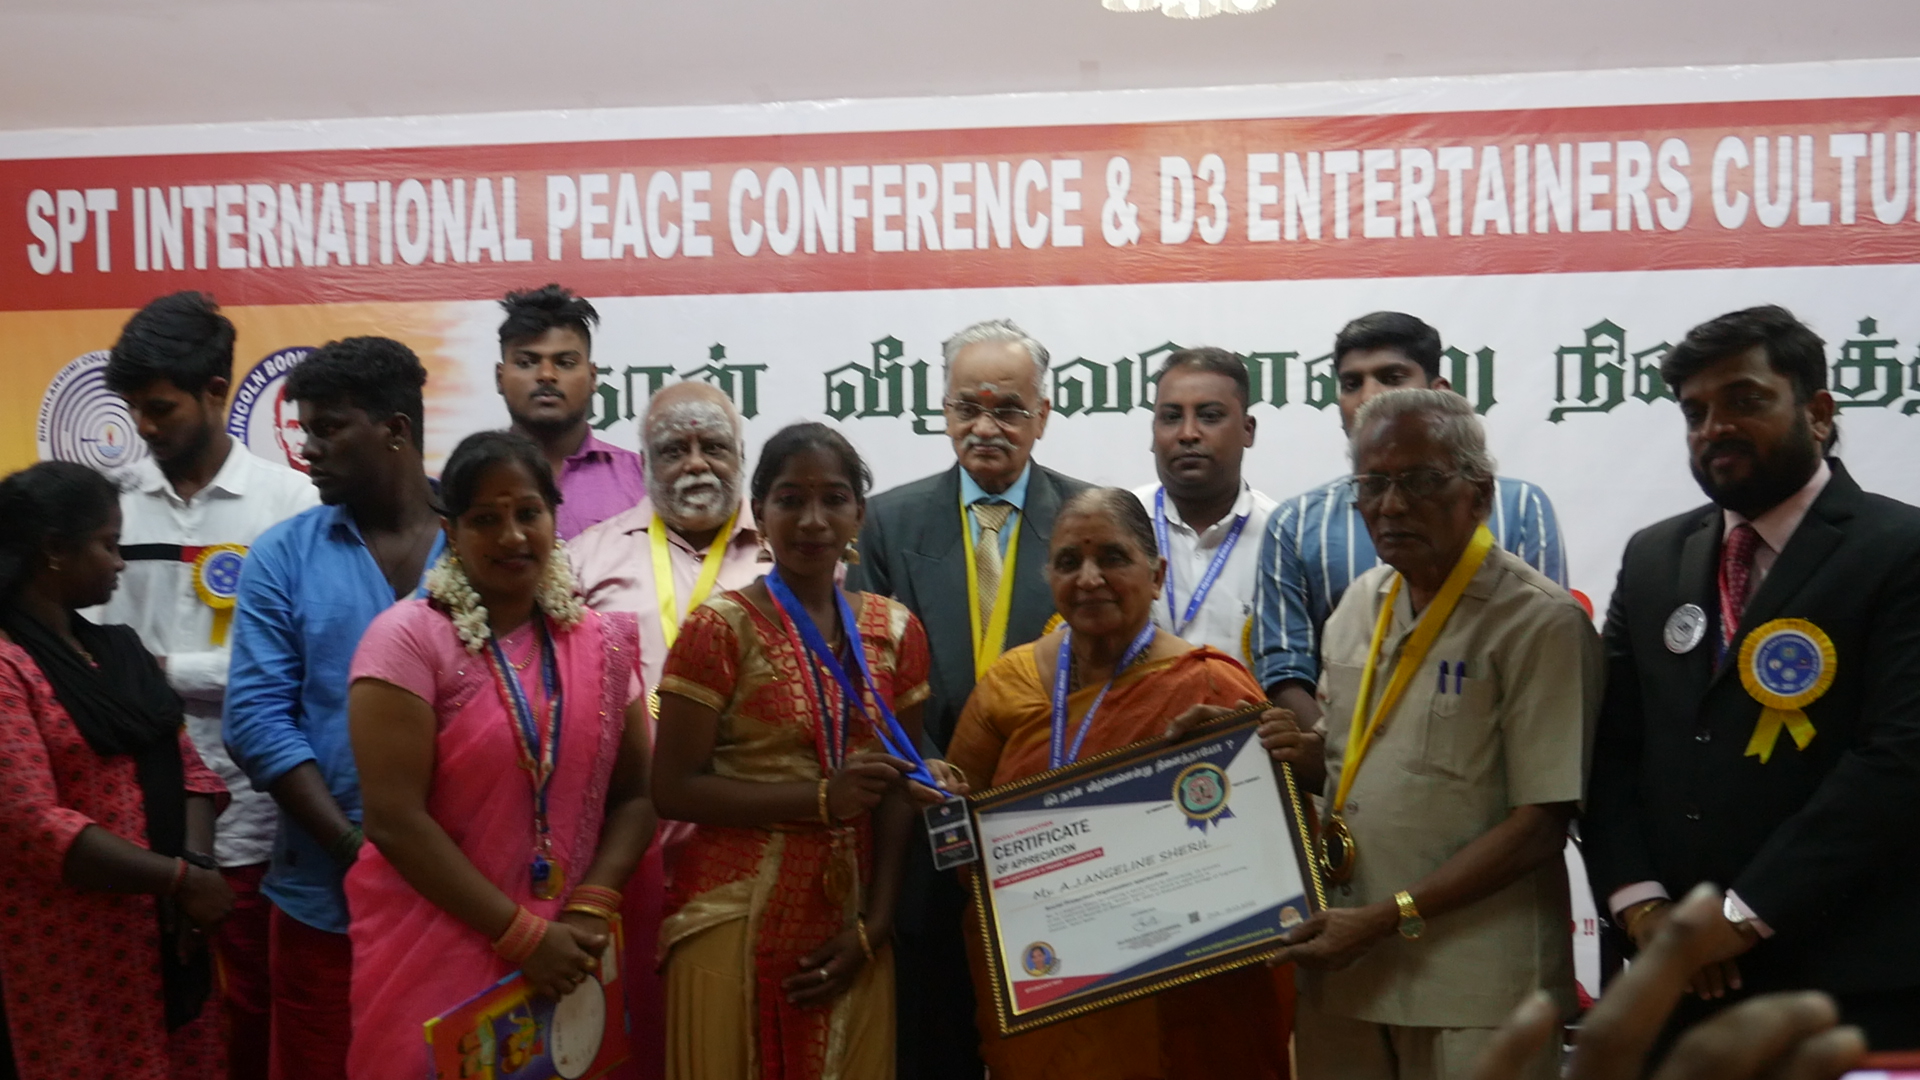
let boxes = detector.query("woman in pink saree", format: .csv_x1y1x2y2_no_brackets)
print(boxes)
346,431,658,1080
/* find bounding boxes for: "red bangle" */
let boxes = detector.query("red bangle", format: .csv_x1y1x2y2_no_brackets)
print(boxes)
567,884,623,913
167,857,188,897
491,906,548,966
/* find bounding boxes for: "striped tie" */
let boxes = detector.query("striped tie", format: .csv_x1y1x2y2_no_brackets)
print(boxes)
973,501,1014,627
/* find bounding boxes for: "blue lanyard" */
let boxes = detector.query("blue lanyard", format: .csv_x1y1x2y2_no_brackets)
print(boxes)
1050,620,1158,769
765,568,942,790
1152,487,1249,636
486,616,562,823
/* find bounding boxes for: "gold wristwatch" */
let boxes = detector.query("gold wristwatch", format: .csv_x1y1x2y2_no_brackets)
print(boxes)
1394,890,1425,940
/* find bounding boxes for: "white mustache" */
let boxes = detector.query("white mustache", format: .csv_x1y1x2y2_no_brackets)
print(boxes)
963,433,1015,453
673,474,725,499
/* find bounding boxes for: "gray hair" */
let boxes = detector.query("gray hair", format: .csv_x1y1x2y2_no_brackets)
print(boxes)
940,318,1051,387
1348,388,1496,486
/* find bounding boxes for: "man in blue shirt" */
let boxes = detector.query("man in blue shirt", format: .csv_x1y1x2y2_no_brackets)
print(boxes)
224,336,443,1080
1250,311,1567,726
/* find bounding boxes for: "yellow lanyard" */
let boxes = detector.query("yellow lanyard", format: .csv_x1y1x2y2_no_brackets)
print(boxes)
961,496,1022,681
1329,524,1495,817
650,507,738,648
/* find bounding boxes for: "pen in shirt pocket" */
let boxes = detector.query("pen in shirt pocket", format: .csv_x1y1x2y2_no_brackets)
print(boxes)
1437,660,1450,694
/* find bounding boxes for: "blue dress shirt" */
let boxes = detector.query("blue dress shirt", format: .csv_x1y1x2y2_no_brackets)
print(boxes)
223,504,445,934
1249,474,1567,692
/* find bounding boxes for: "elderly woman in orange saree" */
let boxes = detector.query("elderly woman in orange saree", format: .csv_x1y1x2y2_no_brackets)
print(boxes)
944,487,1294,1080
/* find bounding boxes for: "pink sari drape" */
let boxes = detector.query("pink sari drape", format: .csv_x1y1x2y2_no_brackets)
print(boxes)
345,603,637,1080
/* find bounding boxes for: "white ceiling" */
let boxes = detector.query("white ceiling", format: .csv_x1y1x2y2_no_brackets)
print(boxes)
4,0,1919,132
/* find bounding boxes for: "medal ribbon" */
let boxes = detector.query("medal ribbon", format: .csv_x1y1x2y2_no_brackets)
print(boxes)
961,495,1022,682
650,507,739,648
1049,620,1159,769
765,568,943,790
484,617,563,857
1328,524,1495,821
1152,487,1250,637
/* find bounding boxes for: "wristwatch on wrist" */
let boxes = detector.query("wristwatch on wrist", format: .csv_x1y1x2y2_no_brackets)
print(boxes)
181,850,218,872
1394,890,1425,940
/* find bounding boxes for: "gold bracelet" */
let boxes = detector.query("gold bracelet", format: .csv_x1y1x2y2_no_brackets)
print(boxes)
818,778,833,826
561,902,620,922
1620,898,1668,940
855,917,874,962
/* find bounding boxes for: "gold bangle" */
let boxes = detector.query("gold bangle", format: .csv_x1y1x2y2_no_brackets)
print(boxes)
562,902,619,922
818,778,833,826
855,917,874,962
1620,898,1668,940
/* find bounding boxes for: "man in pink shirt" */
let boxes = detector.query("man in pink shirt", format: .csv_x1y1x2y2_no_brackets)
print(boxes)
570,380,762,1080
496,284,645,539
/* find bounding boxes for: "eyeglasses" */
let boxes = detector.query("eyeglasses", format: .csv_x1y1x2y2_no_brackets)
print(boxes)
1350,468,1458,506
944,398,1035,428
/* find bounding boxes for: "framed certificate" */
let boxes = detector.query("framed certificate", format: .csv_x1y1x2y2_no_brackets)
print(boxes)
966,705,1325,1035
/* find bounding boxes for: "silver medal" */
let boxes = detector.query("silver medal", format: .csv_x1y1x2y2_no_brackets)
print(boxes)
1664,603,1707,654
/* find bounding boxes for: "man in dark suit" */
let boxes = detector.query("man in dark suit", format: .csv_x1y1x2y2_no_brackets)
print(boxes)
850,317,1090,1080
1584,304,1920,1051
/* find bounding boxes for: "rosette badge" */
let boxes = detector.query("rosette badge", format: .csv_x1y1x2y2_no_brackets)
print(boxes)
193,543,249,645
1738,618,1835,763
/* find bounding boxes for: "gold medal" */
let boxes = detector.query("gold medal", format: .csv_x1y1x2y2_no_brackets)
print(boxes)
821,831,856,905
531,850,566,900
1319,814,1356,886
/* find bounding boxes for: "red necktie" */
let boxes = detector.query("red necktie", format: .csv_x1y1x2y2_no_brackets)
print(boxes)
1718,523,1761,651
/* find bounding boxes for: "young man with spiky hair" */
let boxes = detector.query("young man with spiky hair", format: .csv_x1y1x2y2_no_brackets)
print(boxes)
496,284,644,538
99,291,318,1080
225,336,443,1080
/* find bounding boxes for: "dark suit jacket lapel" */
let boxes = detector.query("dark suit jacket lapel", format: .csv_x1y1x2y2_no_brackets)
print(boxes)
906,466,971,707
1007,464,1066,641
1710,462,1859,691
1673,507,1722,707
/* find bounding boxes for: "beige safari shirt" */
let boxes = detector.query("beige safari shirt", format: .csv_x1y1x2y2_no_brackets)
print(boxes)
1303,545,1601,1028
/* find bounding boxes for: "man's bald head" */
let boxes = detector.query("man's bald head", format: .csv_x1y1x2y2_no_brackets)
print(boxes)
643,382,745,536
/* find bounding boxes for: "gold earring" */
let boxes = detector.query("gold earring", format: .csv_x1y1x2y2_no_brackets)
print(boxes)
842,539,862,566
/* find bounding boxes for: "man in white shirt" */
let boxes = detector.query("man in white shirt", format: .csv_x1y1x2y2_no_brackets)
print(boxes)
1133,347,1277,666
95,291,319,1080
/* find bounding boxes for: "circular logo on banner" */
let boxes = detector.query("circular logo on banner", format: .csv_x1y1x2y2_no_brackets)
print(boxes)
36,350,147,471
1021,942,1059,977
227,347,314,473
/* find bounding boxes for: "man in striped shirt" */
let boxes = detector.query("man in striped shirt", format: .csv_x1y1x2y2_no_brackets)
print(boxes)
1251,311,1566,725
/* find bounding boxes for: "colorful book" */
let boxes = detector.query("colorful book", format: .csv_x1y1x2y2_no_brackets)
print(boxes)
423,918,630,1080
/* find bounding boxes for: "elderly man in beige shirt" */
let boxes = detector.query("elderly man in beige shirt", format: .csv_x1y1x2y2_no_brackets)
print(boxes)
1259,387,1600,1080
569,379,763,1080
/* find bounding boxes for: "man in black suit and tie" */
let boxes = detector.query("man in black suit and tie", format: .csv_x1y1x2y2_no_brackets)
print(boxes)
1584,305,1920,1052
851,317,1090,1079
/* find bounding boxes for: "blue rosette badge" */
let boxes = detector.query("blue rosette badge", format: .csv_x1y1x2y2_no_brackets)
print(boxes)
1173,762,1234,832
1738,618,1835,764
193,543,249,646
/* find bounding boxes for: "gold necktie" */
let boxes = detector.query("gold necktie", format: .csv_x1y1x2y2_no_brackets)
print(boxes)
972,501,1014,628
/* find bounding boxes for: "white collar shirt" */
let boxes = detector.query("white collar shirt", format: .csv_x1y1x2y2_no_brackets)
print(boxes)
1132,480,1277,665
90,443,320,866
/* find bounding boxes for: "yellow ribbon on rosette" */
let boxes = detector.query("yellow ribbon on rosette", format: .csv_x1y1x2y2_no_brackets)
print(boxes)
1738,617,1834,764
191,543,249,646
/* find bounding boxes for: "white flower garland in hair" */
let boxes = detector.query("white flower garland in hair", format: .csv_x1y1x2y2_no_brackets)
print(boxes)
427,541,586,654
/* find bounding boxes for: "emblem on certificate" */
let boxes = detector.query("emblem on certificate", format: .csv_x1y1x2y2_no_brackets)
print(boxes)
962,705,1323,1035
192,543,248,645
1664,603,1707,654
1738,618,1834,763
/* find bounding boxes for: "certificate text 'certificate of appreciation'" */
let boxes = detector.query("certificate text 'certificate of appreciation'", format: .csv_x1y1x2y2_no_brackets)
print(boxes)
968,709,1324,1034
